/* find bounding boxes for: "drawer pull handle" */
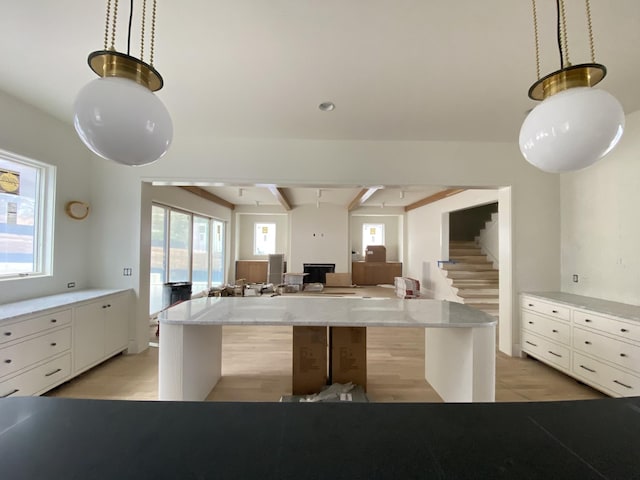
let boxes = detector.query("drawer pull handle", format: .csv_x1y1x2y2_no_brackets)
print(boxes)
4,359,12,364
3,332,11,336
107,304,111,308
584,341,592,345
548,351,562,358
102,305,107,309
613,380,633,390
552,310,559,314
0,389,19,398
50,342,57,347
50,319,57,323
45,368,62,377
580,365,596,373
620,328,628,333
528,303,534,307
620,353,627,358
584,319,592,323
528,321,534,325
525,340,538,347
552,329,558,333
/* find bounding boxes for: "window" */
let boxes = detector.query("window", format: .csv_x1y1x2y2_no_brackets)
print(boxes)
0,150,54,279
362,223,385,254
254,222,276,255
149,203,227,314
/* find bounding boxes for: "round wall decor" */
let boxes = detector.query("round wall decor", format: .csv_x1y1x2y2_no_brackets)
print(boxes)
65,201,90,220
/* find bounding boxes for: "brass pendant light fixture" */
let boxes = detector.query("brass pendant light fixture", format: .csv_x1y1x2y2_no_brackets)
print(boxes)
519,0,624,173
73,0,173,166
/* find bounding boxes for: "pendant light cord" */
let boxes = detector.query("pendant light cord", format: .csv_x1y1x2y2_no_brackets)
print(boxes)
126,0,134,55
556,0,564,69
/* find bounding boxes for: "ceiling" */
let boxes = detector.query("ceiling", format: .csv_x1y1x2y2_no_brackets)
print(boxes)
1,1,639,207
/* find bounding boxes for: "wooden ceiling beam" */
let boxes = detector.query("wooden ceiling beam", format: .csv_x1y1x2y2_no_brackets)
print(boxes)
348,187,380,211
267,186,292,211
404,188,466,212
178,186,235,210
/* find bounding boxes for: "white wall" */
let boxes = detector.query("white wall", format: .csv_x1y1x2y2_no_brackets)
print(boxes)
350,214,402,261
478,212,499,268
289,204,349,273
236,212,289,260
0,91,93,304
560,110,640,305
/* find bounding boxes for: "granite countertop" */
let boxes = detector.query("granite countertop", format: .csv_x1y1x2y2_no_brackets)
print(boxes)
1,396,640,479
158,296,497,328
522,291,640,322
0,288,132,323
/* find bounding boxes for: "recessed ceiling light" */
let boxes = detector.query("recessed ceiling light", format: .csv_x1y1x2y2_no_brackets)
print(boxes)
318,102,335,112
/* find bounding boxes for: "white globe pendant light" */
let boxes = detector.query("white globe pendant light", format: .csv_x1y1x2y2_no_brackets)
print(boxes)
520,85,624,173
74,0,172,166
520,1,624,173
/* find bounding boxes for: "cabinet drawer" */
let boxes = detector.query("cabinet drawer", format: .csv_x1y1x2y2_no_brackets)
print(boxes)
573,327,640,374
521,310,570,345
0,327,71,378
522,331,570,371
1,309,72,345
573,310,640,343
0,353,71,398
520,296,570,321
572,351,640,397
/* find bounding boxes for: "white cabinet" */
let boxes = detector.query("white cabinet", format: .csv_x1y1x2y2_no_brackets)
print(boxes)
0,308,73,398
0,289,132,398
520,293,640,397
74,293,130,374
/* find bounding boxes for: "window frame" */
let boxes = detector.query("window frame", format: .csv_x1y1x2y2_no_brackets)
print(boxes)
0,149,55,281
149,202,227,315
253,222,277,256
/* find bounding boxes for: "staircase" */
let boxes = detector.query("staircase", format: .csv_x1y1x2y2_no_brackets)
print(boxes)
442,240,499,317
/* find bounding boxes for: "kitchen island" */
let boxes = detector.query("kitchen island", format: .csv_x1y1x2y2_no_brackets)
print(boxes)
158,296,496,402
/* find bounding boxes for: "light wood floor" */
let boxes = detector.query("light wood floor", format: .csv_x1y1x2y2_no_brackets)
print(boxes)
47,287,606,403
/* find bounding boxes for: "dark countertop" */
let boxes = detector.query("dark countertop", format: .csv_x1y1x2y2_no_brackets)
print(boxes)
1,396,640,479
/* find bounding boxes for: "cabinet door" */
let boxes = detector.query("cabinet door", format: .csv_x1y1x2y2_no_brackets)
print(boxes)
74,301,105,373
104,294,130,356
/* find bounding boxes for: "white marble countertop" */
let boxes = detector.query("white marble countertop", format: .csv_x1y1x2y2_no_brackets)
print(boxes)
522,292,640,322
0,288,132,323
158,296,497,328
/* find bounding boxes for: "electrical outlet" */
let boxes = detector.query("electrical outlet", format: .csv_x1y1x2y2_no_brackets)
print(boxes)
572,274,579,283
67,282,75,288
123,267,133,276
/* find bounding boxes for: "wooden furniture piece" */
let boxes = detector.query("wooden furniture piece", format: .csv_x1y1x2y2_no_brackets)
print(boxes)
2,396,640,479
0,289,131,399
235,260,268,283
158,296,496,402
521,292,640,397
351,261,402,285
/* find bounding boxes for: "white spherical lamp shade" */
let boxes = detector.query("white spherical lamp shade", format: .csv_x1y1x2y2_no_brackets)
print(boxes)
519,87,624,173
73,76,173,166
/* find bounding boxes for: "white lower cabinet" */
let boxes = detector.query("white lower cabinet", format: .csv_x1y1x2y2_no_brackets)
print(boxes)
521,293,640,398
0,289,131,397
74,293,130,374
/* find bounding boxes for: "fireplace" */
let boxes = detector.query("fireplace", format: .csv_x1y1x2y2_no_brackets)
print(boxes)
303,263,335,284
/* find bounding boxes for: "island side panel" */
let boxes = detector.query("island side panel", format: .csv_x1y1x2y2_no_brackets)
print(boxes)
425,328,474,402
472,325,496,402
159,323,222,400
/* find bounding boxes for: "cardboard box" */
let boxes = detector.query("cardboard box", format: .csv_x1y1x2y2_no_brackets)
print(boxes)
394,276,421,298
292,326,327,395
325,272,352,287
330,327,367,390
364,245,386,262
